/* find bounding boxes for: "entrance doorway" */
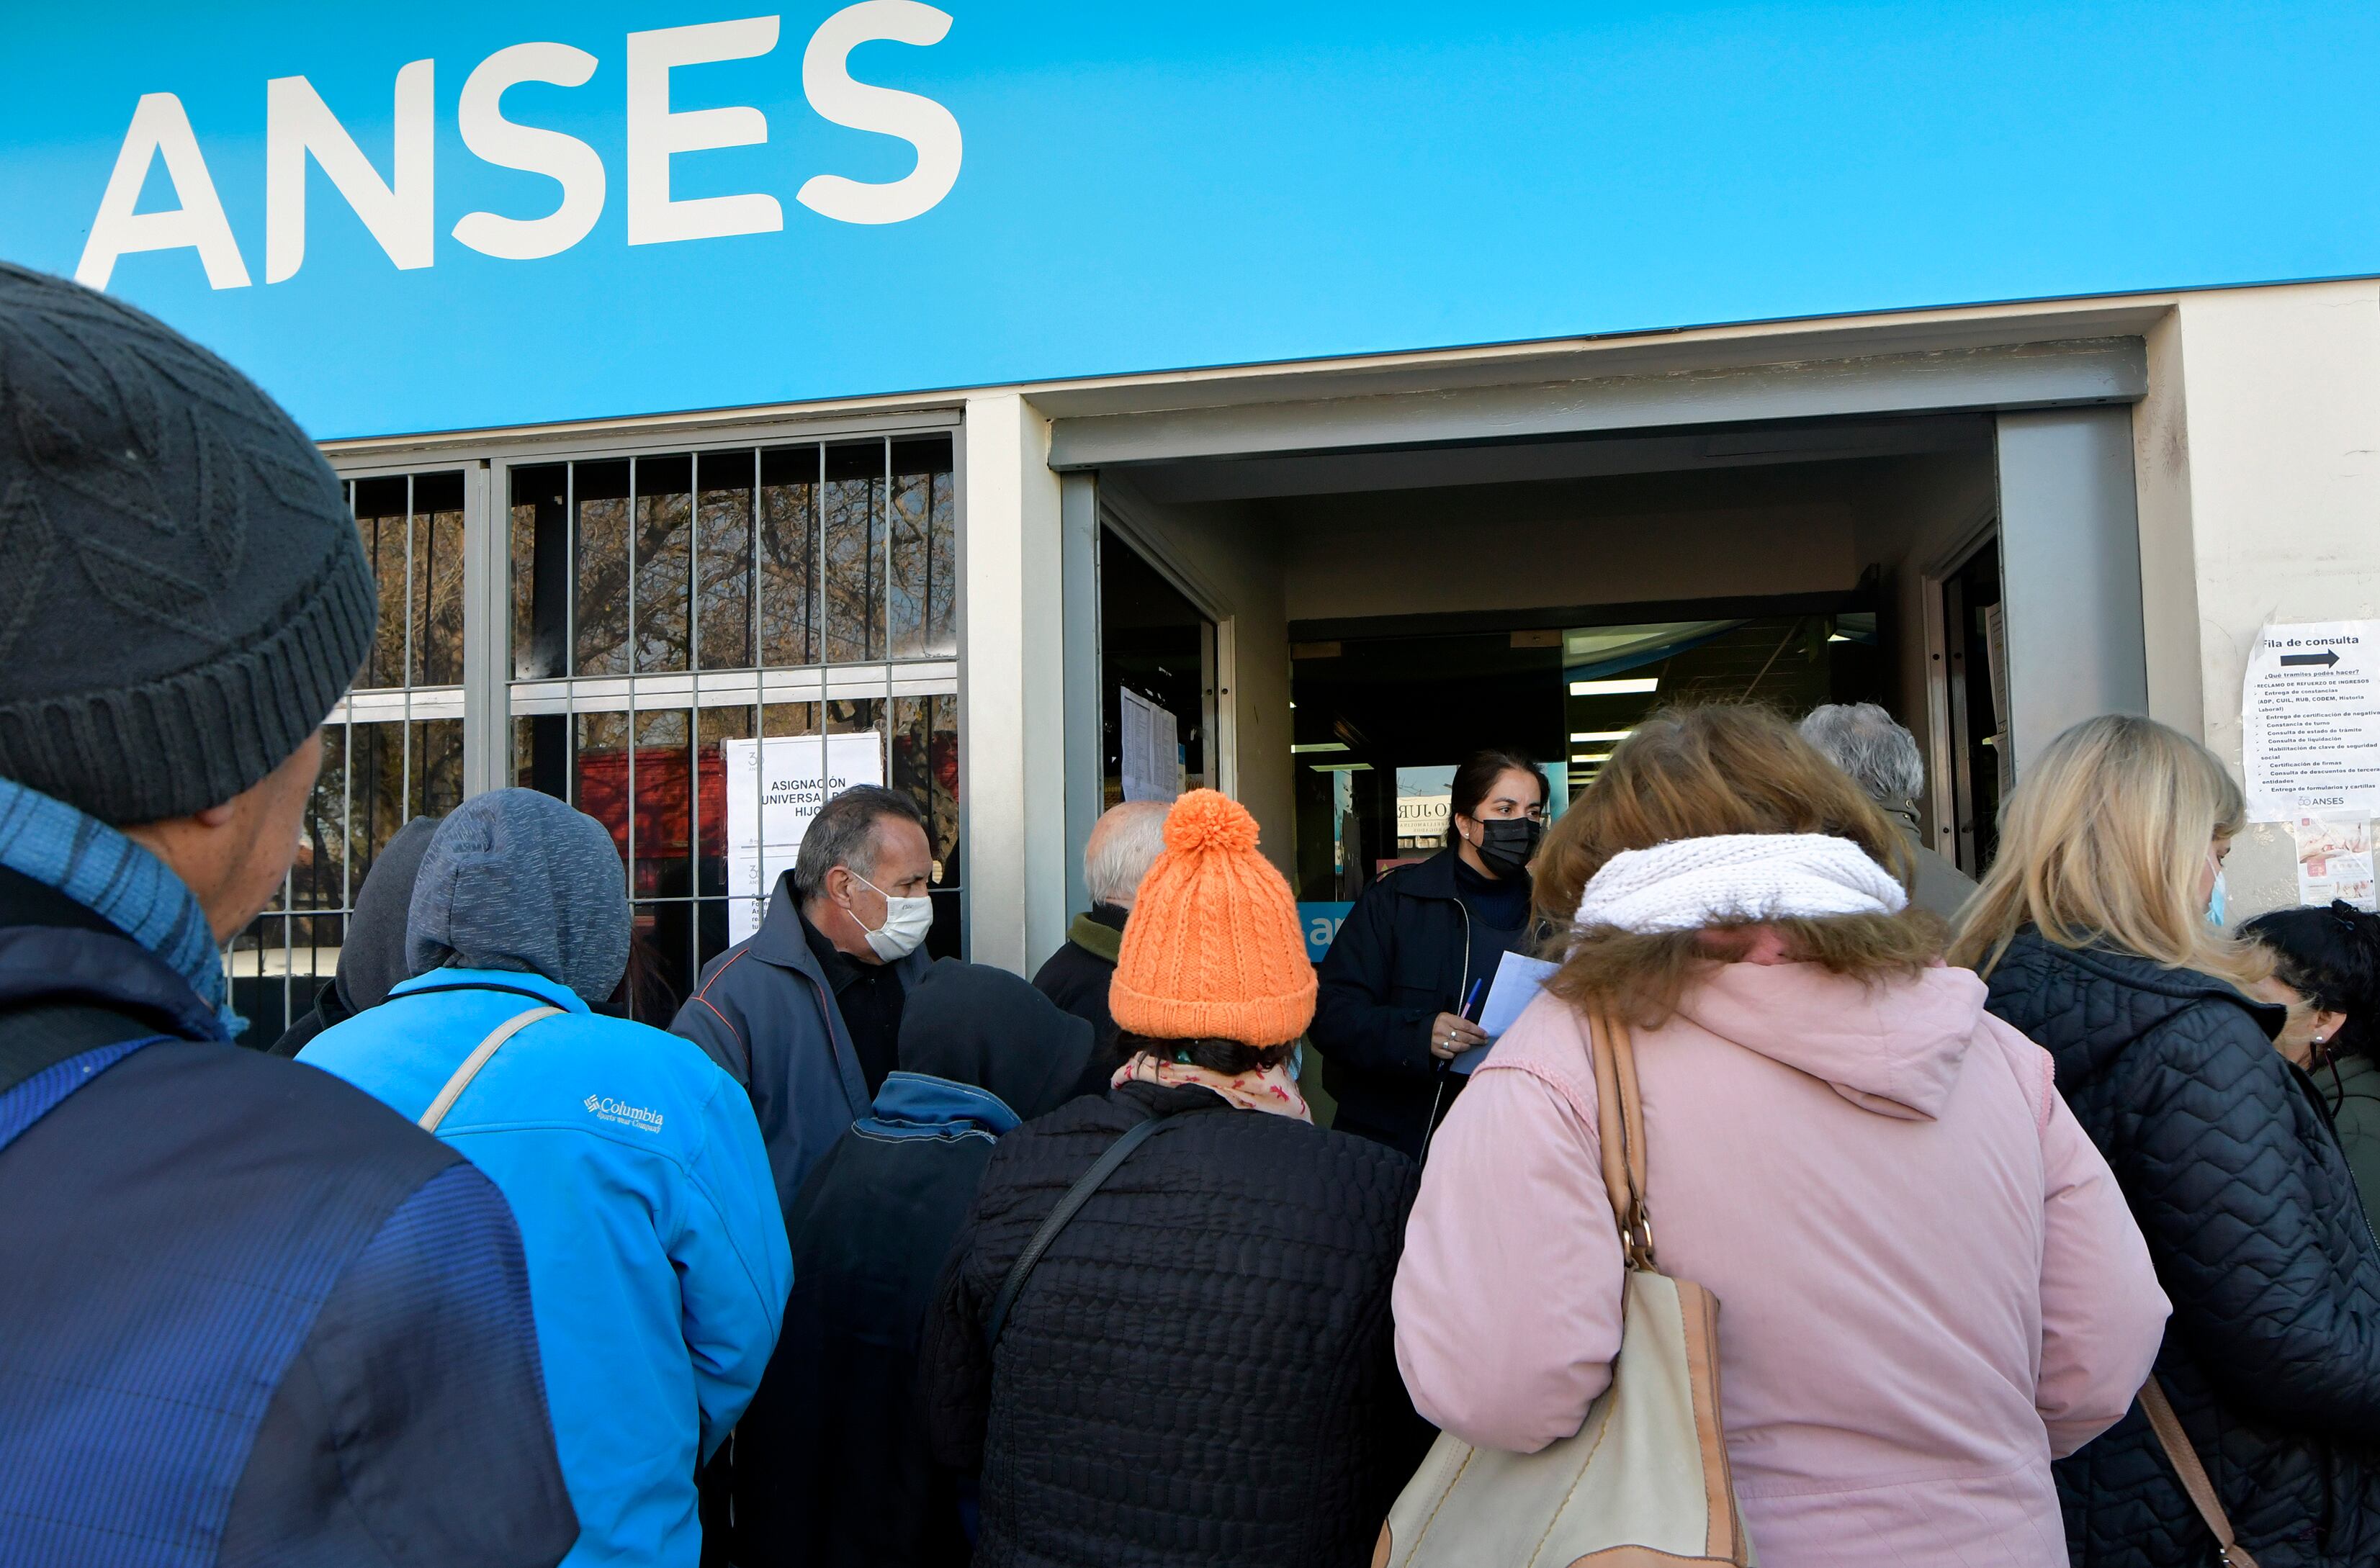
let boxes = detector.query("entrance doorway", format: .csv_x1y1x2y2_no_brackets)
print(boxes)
1289,609,1887,900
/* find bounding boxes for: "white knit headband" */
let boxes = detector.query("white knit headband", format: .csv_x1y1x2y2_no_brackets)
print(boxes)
1571,833,1907,934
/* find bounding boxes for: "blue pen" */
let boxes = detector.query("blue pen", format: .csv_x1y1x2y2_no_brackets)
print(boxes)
1460,978,1486,1022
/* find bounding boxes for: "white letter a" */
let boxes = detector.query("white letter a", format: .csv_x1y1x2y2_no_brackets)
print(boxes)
76,94,252,292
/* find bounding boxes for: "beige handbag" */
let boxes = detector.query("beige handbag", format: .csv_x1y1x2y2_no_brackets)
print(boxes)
1377,1012,1753,1568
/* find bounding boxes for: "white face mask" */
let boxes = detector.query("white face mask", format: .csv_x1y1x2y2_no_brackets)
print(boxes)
850,871,935,961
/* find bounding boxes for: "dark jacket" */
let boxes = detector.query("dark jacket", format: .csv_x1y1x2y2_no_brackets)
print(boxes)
1030,904,1128,1093
268,814,441,1057
729,961,1092,1568
2318,1051,2380,1237
671,870,934,1219
0,863,578,1568
1982,930,2380,1568
920,1082,1429,1568
1311,850,1529,1156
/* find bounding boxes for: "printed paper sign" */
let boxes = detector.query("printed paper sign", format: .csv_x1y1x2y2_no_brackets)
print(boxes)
723,733,885,945
2294,812,2379,912
2243,621,2380,822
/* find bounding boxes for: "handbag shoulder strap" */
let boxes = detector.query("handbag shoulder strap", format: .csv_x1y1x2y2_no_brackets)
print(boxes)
983,1108,1174,1350
1588,1012,1656,1270
2139,1376,2260,1567
418,1006,561,1132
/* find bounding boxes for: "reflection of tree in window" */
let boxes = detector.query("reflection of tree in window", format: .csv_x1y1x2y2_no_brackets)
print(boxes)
760,447,817,666
411,470,467,686
412,720,464,819
636,456,692,674
353,477,410,690
822,443,881,662
890,436,954,659
696,451,754,670
575,461,631,677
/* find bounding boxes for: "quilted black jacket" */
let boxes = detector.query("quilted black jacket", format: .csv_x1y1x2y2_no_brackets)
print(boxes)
1983,931,2380,1567
919,1081,1431,1568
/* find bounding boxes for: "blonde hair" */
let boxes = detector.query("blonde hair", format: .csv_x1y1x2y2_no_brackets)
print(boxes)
1537,705,1941,1026
1947,713,2268,988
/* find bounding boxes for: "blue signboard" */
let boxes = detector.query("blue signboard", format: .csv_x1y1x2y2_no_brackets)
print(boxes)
3,4,2374,438
1298,901,1352,965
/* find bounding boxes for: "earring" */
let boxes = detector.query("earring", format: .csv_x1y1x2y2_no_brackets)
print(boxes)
2313,1035,2330,1047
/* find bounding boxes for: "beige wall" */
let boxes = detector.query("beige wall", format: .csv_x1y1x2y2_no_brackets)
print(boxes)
2144,280,2380,917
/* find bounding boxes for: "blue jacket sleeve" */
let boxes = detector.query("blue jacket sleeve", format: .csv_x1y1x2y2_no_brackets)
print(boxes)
223,1161,579,1568
675,1071,795,1461
1310,879,1437,1081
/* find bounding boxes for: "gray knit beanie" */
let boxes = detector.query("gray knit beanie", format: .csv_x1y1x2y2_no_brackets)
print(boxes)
0,263,376,824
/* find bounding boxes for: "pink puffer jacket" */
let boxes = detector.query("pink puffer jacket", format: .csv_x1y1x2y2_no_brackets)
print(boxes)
1393,959,2167,1568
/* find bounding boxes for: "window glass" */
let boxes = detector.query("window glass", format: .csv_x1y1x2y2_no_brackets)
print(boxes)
508,438,961,1003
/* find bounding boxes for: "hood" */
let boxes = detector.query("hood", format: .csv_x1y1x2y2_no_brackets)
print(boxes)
1676,959,1989,1121
336,815,440,1015
407,789,630,1004
897,958,1092,1122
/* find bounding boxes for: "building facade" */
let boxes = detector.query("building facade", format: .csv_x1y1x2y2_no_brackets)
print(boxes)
4,6,2375,1029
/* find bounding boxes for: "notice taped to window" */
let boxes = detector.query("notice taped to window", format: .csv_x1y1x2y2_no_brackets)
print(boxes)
2243,621,2380,823
723,733,886,945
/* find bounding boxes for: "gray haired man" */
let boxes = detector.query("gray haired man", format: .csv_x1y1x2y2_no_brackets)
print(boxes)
1032,800,1169,1069
672,784,936,1216
1798,702,1980,922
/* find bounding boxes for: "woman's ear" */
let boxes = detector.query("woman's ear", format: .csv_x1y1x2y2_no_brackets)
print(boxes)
2314,1007,2351,1046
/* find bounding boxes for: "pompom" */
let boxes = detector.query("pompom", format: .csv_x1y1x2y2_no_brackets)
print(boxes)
1162,788,1259,856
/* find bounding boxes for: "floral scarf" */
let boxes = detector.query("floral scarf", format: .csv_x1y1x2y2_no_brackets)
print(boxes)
1113,1051,1313,1123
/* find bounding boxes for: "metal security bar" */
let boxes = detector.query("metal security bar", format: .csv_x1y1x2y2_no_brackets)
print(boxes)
505,433,961,1017
226,469,469,1047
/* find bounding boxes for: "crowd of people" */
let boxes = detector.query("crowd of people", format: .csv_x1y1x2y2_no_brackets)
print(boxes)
11,265,2380,1568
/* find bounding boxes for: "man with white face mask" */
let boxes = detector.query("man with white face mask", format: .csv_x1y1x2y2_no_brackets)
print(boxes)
673,785,939,1220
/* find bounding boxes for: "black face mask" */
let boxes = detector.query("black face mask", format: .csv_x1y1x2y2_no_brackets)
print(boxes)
1473,817,1542,876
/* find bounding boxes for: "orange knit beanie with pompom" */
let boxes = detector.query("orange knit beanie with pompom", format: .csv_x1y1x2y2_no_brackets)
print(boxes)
1108,789,1316,1047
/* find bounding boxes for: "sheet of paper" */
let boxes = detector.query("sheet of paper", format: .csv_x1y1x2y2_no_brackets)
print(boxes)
2243,620,2380,822
1452,950,1560,1075
723,732,885,943
2294,811,2379,911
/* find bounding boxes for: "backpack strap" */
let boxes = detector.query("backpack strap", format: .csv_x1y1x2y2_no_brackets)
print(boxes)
983,1108,1175,1350
0,1003,160,1099
418,1007,562,1132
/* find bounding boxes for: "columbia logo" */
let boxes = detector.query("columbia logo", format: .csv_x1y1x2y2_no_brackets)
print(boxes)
583,1094,665,1132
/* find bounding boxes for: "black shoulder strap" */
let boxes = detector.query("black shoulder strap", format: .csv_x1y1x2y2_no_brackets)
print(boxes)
984,1109,1174,1350
0,1002,162,1099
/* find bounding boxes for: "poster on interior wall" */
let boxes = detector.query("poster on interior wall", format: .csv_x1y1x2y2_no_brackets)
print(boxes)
722,733,886,945
2243,621,2380,824
1118,688,1180,805
2292,813,2379,911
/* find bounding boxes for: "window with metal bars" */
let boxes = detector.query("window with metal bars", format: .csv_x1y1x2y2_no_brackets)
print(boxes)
506,434,961,1019
228,469,468,1047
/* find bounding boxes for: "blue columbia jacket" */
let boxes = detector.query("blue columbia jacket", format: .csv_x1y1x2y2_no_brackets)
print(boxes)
302,968,791,1568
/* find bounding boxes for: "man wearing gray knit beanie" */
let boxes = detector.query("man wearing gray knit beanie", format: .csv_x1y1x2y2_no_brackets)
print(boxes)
0,263,579,1568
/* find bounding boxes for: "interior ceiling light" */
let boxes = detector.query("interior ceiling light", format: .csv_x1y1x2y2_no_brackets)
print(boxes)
1308,761,1374,772
1826,633,1850,643
1569,729,1632,743
1571,751,1615,765
1290,742,1350,754
1569,677,1659,697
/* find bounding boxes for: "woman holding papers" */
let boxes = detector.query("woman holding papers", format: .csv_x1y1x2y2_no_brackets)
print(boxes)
1393,708,2164,1567
1311,749,1550,1158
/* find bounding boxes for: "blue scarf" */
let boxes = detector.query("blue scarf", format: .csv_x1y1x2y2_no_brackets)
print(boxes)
0,778,235,1036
